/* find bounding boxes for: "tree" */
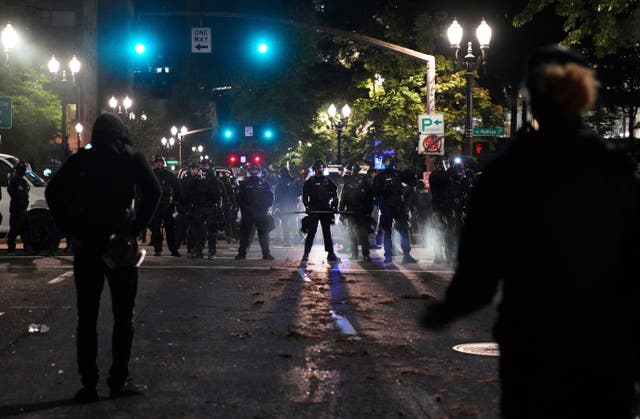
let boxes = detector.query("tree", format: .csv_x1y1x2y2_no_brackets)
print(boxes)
0,67,60,169
514,0,640,57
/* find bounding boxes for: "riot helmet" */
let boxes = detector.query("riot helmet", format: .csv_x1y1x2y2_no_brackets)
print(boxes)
312,160,325,176
15,161,27,176
152,154,166,167
248,163,262,176
344,162,360,176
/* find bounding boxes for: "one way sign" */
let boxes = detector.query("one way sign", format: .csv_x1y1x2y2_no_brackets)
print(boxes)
191,27,211,53
418,114,445,135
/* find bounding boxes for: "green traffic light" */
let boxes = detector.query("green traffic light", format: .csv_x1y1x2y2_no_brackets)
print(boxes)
257,43,269,54
135,43,146,55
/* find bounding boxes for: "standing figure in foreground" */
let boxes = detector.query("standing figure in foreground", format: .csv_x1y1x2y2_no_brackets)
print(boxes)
423,46,640,418
372,155,417,264
235,163,274,260
46,113,160,402
301,160,339,262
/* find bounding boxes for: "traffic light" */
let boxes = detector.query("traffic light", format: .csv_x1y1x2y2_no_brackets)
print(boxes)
134,43,146,55
228,154,238,165
262,128,274,140
222,128,235,141
252,154,262,164
257,43,269,54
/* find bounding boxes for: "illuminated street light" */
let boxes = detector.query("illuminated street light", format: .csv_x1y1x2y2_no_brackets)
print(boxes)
1,23,18,62
108,96,118,112
447,18,492,155
75,122,83,152
48,53,82,163
327,103,351,165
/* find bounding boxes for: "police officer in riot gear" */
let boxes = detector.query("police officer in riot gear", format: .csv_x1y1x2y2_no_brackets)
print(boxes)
176,162,199,254
150,155,181,257
219,171,237,243
191,159,224,259
235,163,274,260
7,161,30,254
372,155,418,264
429,157,450,263
274,166,300,247
339,162,375,261
302,160,339,262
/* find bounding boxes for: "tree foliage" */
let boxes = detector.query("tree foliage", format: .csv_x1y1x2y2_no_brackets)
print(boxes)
514,0,640,56
0,67,60,168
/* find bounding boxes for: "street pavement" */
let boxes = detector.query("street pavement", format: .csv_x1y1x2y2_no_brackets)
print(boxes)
0,236,500,418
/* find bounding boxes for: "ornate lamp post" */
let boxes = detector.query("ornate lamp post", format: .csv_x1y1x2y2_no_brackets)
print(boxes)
327,103,351,165
447,18,492,155
48,54,81,163
1,23,18,63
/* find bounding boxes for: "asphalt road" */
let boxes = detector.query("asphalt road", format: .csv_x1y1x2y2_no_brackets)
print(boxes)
0,237,500,418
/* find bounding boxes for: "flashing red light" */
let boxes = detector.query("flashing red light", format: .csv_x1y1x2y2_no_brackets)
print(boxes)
229,155,237,163
253,155,262,163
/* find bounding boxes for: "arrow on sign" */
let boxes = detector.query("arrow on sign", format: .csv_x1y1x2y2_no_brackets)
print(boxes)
194,44,208,51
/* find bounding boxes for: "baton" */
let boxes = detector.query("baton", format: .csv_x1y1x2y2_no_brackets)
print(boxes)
287,210,355,215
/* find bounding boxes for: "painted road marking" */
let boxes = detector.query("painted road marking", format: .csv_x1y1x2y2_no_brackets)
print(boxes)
3,264,454,274
48,270,74,284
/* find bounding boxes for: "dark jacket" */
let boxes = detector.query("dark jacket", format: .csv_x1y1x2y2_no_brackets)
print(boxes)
192,170,223,207
339,173,374,214
45,113,161,245
430,121,640,371
8,174,29,213
237,176,274,216
153,167,181,207
373,168,408,209
303,175,338,211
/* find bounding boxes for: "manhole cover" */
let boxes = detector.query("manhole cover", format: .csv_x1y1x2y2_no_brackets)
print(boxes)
452,342,500,357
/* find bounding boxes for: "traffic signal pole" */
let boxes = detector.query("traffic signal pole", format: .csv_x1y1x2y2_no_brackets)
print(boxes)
138,11,436,114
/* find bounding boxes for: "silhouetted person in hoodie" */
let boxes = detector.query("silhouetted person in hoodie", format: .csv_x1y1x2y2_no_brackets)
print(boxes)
423,46,640,418
46,113,160,403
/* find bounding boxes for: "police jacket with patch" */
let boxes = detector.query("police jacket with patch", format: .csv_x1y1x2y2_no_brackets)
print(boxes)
237,176,274,217
339,174,374,215
303,175,338,211
45,148,161,245
8,174,29,213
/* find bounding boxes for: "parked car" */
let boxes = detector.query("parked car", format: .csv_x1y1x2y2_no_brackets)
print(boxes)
0,153,55,250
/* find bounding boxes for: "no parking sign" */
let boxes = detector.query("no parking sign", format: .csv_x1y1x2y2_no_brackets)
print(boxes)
419,134,444,155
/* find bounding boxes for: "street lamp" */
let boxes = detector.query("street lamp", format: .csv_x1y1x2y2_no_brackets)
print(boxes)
447,18,492,155
48,54,81,163
75,122,83,152
2,23,18,62
327,103,351,165
123,96,132,114
108,96,118,113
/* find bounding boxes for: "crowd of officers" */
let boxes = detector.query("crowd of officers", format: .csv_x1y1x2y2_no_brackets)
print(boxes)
146,153,474,264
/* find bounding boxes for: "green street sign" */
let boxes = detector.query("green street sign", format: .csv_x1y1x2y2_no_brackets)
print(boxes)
166,160,178,165
0,97,12,129
473,127,504,137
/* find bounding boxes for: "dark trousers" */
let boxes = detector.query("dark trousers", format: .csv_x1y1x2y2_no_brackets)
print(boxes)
379,206,411,259
73,246,138,389
7,210,28,252
150,204,177,253
191,206,217,255
238,213,270,256
175,212,192,251
304,213,334,254
346,216,370,257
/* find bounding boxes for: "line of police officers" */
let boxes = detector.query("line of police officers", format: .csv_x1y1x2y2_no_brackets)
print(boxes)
147,153,471,264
